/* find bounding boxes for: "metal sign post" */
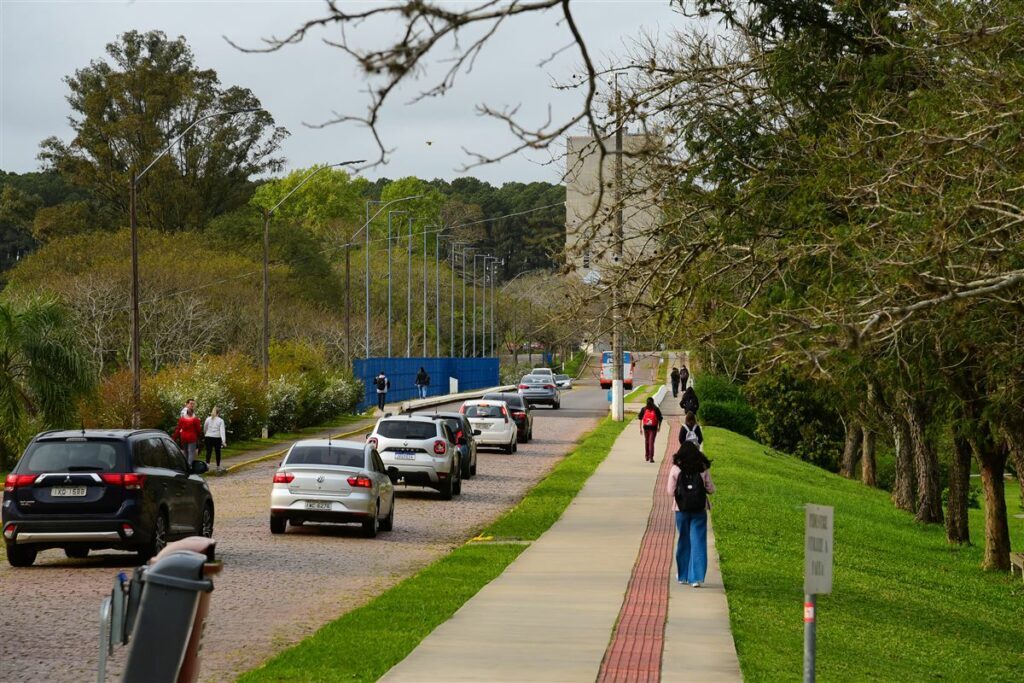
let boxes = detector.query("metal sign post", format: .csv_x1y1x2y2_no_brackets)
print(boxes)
804,504,833,683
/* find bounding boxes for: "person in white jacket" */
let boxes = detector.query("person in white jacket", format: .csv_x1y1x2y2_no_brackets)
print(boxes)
203,406,227,468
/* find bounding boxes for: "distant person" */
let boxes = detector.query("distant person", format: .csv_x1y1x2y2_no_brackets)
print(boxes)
680,385,699,415
180,397,196,418
678,411,704,448
670,367,681,397
415,366,430,399
203,406,227,469
174,408,203,465
637,396,664,463
374,371,391,411
667,441,715,587
679,365,690,389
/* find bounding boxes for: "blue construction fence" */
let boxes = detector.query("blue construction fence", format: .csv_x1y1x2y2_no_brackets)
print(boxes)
354,357,500,410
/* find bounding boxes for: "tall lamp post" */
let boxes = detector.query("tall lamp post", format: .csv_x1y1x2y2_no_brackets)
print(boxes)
484,256,500,356
128,107,259,428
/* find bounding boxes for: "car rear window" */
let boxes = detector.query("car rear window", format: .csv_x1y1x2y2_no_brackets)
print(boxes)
485,393,524,409
464,404,504,418
555,375,569,381
20,440,124,474
286,446,365,468
376,420,438,440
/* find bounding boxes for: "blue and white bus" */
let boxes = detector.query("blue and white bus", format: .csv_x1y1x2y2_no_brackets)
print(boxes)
600,351,634,390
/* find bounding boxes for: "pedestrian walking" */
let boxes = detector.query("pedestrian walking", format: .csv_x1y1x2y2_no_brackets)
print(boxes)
679,365,690,389
374,370,391,411
180,397,196,418
679,385,699,415
678,411,704,448
667,441,715,587
670,367,681,397
637,397,663,463
173,407,203,465
203,406,227,469
415,366,431,399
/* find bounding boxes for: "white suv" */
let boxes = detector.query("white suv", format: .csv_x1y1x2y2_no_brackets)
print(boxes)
368,415,462,500
461,400,517,454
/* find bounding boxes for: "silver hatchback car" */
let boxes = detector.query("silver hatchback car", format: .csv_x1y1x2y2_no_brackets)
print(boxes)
270,439,396,538
518,374,561,409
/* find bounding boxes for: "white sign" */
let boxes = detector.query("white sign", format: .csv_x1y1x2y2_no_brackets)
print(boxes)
804,504,833,594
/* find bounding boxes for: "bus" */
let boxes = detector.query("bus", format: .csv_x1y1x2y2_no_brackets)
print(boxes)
599,351,634,390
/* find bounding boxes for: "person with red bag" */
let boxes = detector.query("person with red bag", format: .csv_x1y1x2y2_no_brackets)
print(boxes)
637,396,663,463
173,407,203,465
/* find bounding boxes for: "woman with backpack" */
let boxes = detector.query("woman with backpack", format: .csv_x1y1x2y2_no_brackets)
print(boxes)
667,441,715,587
637,396,663,463
679,385,699,415
678,411,704,448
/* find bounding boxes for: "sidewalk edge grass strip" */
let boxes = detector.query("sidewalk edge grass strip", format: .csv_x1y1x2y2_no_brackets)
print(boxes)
238,415,631,683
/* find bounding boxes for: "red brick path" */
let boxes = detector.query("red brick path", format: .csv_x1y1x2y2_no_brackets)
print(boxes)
596,420,678,683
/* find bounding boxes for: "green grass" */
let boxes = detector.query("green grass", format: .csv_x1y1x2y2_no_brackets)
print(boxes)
239,415,631,682
706,426,1024,682
561,350,589,377
218,412,373,462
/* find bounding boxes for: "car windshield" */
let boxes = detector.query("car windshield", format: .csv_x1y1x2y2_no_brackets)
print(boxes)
376,420,438,440
286,446,364,468
20,440,124,474
464,404,504,418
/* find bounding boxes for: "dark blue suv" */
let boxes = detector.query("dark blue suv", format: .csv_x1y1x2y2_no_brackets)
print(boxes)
2,429,214,567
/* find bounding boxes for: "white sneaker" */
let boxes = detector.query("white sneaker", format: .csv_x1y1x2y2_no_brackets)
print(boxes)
691,581,702,588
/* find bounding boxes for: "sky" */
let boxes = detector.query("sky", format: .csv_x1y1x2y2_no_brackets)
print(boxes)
0,0,685,185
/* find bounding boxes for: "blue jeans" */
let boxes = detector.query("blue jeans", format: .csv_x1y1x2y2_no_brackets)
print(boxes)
418,385,428,399
675,510,708,583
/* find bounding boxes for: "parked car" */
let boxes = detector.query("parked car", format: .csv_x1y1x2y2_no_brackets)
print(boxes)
367,415,462,499
554,374,573,389
2,429,213,567
481,392,533,443
269,439,395,538
518,374,561,409
460,400,517,454
415,411,480,478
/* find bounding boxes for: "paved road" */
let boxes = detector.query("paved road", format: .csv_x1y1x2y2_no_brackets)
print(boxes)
0,369,617,683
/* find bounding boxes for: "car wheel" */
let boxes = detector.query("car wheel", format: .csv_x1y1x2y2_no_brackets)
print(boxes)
380,498,395,532
461,451,472,479
517,430,527,444
362,502,380,538
64,547,89,559
439,474,454,500
7,544,37,567
554,400,560,410
453,465,463,496
200,503,214,538
269,515,287,535
512,438,518,453
471,458,477,477
138,511,169,561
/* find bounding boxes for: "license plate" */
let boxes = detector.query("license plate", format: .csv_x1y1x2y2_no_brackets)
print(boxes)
306,500,331,511
476,421,492,429
394,452,416,460
51,486,87,497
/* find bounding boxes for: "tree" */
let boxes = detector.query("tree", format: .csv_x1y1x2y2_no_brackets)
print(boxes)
0,186,42,271
0,299,95,469
251,166,371,243
39,30,287,232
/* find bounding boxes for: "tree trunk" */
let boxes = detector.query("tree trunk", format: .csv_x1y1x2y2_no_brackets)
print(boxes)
1004,427,1024,509
891,417,916,513
840,421,863,479
945,429,971,545
974,438,1011,571
861,429,877,488
904,399,943,524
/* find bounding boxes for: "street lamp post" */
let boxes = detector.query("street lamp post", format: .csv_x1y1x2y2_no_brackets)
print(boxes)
128,107,259,428
406,216,414,358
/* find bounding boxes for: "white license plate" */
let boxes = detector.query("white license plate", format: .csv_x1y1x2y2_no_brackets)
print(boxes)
394,452,417,460
476,421,493,429
51,486,87,497
306,500,332,511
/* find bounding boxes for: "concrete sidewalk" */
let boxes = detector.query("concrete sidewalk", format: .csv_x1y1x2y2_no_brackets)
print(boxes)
382,352,742,682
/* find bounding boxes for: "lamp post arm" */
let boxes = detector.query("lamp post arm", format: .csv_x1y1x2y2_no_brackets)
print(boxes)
267,160,365,216
135,108,261,182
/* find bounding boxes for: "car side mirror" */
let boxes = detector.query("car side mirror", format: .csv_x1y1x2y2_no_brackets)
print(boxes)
386,466,400,483
191,460,209,475
472,429,482,436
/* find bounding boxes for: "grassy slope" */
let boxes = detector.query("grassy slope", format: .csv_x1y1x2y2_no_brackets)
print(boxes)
239,416,631,682
706,426,1024,682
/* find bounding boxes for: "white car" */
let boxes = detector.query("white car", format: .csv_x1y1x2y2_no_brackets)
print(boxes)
269,439,395,538
367,415,462,500
554,374,573,389
461,400,518,454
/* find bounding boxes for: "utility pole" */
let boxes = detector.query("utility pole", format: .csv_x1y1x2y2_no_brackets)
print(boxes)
406,216,413,358
435,232,441,357
129,172,141,429
261,206,271,401
611,76,625,422
423,224,429,357
450,243,457,357
462,248,468,357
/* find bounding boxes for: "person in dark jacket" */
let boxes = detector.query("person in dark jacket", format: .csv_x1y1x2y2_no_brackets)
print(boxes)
637,396,664,463
415,367,430,399
679,365,691,389
678,411,704,447
680,385,699,415
374,371,390,411
670,368,681,397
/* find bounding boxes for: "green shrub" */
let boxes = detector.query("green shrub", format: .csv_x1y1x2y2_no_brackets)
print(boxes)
700,400,757,439
694,373,744,403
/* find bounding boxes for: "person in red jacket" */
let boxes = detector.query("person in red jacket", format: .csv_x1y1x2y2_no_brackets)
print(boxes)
637,397,664,463
173,407,203,465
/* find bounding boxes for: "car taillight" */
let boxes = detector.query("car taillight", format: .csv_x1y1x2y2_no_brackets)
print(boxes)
122,523,135,538
100,473,146,490
3,523,15,540
518,384,529,389
544,384,555,390
512,411,526,418
273,471,295,484
4,474,37,492
501,406,510,423
367,436,378,449
347,476,373,488
433,440,447,455
459,405,466,414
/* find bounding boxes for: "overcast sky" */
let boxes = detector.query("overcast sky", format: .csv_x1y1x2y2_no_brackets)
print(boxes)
0,0,685,185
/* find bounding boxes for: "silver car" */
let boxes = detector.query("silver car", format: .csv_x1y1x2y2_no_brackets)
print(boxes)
554,374,573,389
270,439,396,538
518,374,561,409
368,415,462,500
